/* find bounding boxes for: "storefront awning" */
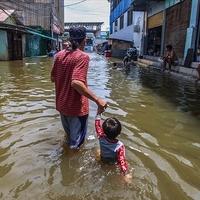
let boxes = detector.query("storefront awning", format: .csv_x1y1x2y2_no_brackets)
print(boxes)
148,11,164,29
26,29,57,41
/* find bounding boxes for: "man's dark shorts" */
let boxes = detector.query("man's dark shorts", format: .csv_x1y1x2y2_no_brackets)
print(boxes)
60,114,88,149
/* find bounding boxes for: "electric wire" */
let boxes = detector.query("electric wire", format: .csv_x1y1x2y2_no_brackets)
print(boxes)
64,0,88,7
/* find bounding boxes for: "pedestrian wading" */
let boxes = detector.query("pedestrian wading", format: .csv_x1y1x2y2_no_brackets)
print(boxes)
51,27,107,149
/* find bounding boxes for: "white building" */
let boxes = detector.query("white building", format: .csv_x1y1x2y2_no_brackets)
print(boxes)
108,0,144,58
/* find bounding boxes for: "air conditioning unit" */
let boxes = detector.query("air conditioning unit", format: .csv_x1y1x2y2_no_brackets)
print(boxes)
134,25,140,33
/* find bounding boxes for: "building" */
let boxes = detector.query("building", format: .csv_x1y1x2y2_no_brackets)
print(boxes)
108,0,144,58
0,9,26,60
134,0,199,64
140,0,191,60
109,0,200,65
64,22,103,37
184,0,200,62
95,31,109,45
0,0,64,59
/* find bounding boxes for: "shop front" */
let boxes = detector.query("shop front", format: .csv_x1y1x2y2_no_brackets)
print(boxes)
165,0,191,60
147,11,164,57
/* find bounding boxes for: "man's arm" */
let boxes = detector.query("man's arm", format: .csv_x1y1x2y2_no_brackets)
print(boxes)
71,80,107,113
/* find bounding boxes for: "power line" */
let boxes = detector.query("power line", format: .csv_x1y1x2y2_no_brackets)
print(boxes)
64,0,88,7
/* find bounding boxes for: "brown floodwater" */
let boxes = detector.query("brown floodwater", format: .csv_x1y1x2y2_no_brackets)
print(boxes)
0,53,200,200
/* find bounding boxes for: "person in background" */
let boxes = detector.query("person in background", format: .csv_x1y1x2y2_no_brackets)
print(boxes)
163,45,178,71
51,27,107,149
95,113,132,183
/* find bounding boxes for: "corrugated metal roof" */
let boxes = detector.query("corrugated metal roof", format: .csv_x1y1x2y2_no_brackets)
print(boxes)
0,9,15,22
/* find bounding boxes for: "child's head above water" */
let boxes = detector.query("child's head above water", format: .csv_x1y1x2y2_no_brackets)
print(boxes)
102,117,121,140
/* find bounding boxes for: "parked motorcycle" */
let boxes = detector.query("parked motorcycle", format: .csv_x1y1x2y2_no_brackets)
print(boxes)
123,47,138,67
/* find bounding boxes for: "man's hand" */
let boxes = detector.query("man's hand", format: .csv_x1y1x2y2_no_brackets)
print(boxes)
96,98,107,114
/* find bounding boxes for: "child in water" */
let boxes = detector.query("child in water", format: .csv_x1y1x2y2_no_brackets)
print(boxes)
95,113,132,183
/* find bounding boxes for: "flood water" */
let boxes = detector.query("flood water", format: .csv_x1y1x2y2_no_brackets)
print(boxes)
0,53,200,200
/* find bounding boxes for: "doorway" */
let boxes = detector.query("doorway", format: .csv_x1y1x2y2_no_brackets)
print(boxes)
147,26,162,56
7,31,22,60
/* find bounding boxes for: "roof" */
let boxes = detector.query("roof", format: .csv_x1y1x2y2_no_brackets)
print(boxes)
0,9,15,22
65,22,104,26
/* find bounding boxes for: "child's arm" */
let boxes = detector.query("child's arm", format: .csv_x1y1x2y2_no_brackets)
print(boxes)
117,145,132,183
95,114,104,138
117,145,128,175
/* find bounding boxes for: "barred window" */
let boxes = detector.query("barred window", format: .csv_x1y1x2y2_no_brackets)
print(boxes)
127,10,133,26
120,15,124,30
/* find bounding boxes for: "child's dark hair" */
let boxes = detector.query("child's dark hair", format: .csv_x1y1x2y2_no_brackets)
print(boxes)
102,117,121,140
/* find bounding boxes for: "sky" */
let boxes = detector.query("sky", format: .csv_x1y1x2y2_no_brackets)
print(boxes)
64,0,110,31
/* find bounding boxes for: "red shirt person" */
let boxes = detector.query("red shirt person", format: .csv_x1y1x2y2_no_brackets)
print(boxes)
51,27,107,149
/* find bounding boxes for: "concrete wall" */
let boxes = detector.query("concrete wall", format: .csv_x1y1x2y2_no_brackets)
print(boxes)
133,11,144,55
0,30,8,61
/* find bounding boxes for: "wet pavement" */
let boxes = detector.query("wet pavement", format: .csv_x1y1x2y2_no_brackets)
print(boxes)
0,53,200,200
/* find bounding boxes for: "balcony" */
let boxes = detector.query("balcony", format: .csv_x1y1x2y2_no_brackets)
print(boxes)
131,0,147,11
132,0,164,11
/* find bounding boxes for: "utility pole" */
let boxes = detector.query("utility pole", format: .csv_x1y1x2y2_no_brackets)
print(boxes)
50,0,54,49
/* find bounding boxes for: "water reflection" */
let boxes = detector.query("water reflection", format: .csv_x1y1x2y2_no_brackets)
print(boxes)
0,54,200,200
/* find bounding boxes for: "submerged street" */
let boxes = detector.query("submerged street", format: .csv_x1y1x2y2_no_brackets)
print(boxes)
0,53,200,199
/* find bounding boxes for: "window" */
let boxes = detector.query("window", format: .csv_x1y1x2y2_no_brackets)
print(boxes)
120,15,124,30
114,20,118,32
112,0,122,11
127,10,133,26
110,27,113,34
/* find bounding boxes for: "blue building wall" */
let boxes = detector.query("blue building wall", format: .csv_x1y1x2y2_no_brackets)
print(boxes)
110,0,133,33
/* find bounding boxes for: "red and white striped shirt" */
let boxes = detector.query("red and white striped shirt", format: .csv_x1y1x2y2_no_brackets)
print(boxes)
95,116,128,175
51,49,89,116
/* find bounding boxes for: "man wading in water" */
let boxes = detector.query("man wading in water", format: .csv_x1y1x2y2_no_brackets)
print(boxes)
51,27,107,149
